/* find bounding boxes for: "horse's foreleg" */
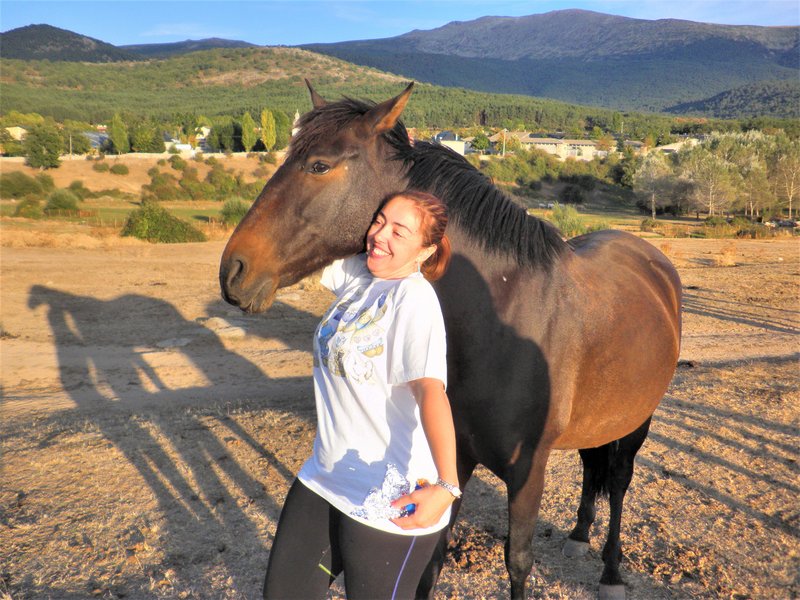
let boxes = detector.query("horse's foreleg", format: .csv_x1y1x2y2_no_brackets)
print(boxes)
505,445,551,600
599,418,652,600
415,453,477,599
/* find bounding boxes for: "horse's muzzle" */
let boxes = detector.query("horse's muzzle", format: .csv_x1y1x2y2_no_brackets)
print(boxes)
219,253,278,314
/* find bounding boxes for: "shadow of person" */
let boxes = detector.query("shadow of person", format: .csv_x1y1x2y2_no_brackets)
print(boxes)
26,284,316,596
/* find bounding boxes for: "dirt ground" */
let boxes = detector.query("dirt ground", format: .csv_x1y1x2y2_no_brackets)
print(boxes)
1,232,798,600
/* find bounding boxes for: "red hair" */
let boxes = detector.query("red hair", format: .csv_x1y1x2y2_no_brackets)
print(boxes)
384,190,451,282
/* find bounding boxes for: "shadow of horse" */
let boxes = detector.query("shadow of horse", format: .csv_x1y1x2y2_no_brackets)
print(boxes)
682,288,799,336
25,285,323,597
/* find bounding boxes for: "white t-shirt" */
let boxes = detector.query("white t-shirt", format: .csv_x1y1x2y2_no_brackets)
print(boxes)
298,254,450,535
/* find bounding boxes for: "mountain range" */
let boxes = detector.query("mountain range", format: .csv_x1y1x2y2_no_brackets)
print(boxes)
301,10,799,114
1,11,798,118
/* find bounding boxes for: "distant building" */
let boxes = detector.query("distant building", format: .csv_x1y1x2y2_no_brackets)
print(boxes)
292,110,301,137
655,138,699,154
4,126,27,141
432,131,466,155
488,131,602,161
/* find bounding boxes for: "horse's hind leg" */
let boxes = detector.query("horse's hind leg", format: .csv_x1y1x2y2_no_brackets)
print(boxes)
563,446,607,558
599,417,652,600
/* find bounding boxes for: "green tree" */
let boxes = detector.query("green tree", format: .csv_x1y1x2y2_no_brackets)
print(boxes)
108,113,129,154
130,120,165,153
61,121,92,155
241,111,257,152
0,128,25,156
24,123,63,169
260,109,276,151
770,138,800,218
679,146,736,217
471,133,489,154
633,152,673,218
272,109,291,150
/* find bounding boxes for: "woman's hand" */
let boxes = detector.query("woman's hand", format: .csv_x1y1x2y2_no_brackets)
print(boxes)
390,483,455,530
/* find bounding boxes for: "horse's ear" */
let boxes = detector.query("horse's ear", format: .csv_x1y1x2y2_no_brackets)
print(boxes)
305,79,327,109
361,82,414,135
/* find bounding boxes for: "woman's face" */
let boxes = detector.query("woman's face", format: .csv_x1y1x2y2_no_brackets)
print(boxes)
365,196,435,280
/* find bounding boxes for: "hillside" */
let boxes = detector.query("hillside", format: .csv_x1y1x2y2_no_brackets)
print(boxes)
0,24,141,62
0,45,705,139
301,9,800,115
120,38,257,59
666,80,800,119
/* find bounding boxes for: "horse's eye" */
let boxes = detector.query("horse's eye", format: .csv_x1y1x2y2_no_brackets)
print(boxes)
308,161,330,175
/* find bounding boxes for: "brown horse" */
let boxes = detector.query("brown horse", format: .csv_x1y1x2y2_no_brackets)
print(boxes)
220,82,682,599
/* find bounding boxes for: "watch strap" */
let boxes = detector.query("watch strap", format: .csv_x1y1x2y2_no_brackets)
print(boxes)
434,478,462,499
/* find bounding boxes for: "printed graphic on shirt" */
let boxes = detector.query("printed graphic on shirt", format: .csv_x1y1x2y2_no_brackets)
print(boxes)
350,463,411,521
314,287,395,384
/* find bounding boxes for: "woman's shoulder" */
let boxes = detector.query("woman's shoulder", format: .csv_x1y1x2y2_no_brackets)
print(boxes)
393,274,440,305
321,254,370,294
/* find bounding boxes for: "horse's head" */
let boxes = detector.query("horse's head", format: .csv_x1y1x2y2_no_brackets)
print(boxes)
219,81,414,313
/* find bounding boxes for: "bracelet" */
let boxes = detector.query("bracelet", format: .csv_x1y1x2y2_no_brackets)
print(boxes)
434,478,462,499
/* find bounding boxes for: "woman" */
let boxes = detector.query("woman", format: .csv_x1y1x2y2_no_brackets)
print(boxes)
263,191,458,599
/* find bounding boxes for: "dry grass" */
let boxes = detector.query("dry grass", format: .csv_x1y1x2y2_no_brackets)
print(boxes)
714,243,738,267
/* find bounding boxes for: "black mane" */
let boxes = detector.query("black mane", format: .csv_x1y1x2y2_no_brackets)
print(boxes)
398,142,568,268
290,96,568,268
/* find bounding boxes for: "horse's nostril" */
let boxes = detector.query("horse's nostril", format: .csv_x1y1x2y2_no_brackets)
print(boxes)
226,256,246,288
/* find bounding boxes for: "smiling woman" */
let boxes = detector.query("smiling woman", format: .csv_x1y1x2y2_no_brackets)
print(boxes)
366,191,450,281
261,189,459,599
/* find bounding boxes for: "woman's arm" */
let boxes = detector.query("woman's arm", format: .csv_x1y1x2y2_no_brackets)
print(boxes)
391,377,458,530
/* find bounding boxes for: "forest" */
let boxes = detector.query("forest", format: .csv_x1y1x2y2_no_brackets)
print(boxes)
2,47,798,140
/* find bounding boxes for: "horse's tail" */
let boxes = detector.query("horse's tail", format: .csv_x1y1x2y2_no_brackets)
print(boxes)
581,441,616,499
580,417,653,499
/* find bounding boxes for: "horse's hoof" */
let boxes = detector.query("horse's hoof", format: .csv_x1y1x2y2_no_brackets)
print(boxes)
598,584,626,600
562,539,590,558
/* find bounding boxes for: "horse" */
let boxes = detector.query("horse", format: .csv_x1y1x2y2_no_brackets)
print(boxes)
219,82,682,600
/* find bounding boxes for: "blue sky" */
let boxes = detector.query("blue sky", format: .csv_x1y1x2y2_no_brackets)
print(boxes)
2,1,798,46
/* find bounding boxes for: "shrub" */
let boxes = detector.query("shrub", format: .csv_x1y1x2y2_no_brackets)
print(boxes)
141,170,181,201
549,203,586,238
0,171,42,198
121,201,206,243
109,163,129,175
92,162,110,172
205,164,237,199
36,173,55,193
704,216,728,227
169,155,187,171
640,218,658,232
260,152,277,165
179,179,214,201
729,216,752,229
68,180,91,200
558,184,586,204
220,197,252,226
157,158,168,166
44,189,80,214
736,224,772,239
193,152,204,163
168,145,181,155
14,197,43,219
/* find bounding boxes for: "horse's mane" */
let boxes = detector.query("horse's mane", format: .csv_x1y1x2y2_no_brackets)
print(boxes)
289,97,568,268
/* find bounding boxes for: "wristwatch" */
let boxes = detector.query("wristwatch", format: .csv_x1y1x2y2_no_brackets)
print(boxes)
435,478,462,499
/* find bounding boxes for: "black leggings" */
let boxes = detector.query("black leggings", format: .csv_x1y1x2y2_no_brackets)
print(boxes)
263,479,441,599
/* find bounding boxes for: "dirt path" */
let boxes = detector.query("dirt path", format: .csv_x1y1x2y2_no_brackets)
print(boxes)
1,237,798,599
